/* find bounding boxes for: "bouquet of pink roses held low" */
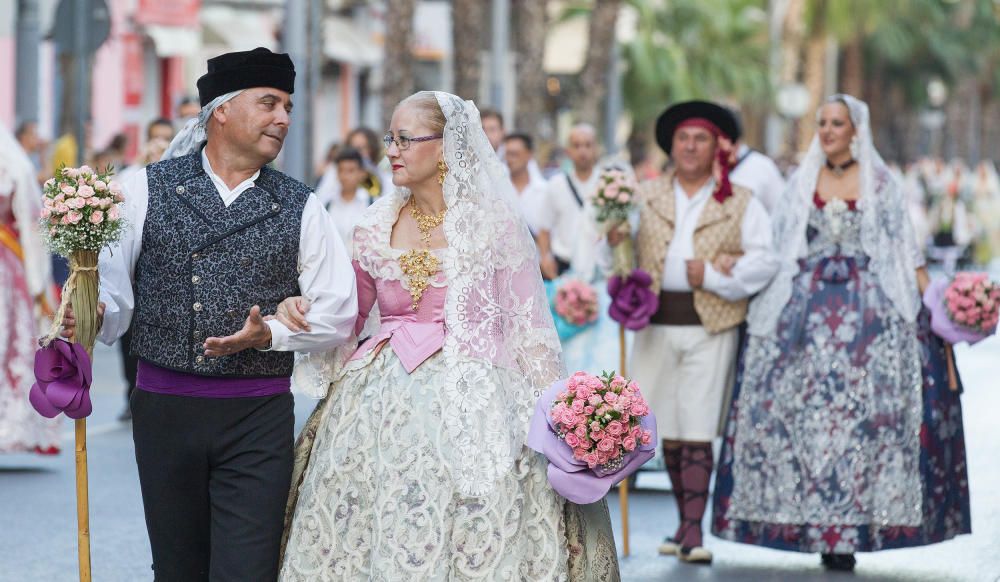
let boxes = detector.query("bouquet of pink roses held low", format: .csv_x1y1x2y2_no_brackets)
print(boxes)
547,278,600,342
924,272,999,345
527,371,657,504
555,279,599,326
923,272,999,391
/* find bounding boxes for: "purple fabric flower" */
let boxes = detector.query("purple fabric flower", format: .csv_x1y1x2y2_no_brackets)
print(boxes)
923,278,993,345
607,269,659,331
526,379,657,504
29,339,93,419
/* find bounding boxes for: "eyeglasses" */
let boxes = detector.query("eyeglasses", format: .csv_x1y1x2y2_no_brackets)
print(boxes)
383,132,443,151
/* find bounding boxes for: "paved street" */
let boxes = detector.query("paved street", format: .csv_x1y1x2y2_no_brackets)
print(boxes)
3,286,1000,581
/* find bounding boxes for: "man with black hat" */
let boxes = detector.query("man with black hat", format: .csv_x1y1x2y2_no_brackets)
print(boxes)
69,47,358,580
610,100,778,564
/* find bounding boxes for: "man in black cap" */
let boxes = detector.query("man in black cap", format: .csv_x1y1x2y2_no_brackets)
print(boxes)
610,100,778,564
67,47,358,580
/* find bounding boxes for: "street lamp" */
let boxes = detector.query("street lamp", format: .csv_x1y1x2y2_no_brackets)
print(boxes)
776,83,811,119
927,78,948,108
776,83,811,154
922,78,949,158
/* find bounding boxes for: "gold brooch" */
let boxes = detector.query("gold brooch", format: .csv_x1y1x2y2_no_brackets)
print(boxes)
399,199,446,310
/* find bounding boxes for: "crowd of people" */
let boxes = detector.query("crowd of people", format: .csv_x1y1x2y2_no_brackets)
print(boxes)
0,44,990,580
896,158,1000,272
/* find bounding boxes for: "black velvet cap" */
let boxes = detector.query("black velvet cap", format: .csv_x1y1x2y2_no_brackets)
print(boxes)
654,100,741,154
197,47,296,107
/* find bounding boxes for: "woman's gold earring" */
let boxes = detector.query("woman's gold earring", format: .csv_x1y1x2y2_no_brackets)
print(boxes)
437,159,448,185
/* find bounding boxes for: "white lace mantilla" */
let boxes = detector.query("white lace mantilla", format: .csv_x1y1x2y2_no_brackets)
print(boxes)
291,92,563,498
748,94,922,338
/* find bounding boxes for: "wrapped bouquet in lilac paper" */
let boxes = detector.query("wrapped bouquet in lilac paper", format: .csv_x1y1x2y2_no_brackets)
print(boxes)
923,272,999,345
528,371,657,504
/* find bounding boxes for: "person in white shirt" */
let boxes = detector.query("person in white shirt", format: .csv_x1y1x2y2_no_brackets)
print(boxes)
610,100,778,564
324,147,371,251
346,126,395,200
480,107,506,153
729,141,786,214
537,123,602,279
61,47,357,581
503,132,549,238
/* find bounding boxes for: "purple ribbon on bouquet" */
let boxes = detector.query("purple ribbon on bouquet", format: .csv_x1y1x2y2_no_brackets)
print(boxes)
527,379,657,504
607,269,659,331
923,278,994,346
29,339,93,419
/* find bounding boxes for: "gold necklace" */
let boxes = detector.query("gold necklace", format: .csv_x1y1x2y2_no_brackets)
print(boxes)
399,199,446,310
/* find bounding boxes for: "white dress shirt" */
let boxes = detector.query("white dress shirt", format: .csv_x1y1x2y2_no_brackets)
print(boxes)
541,169,602,263
514,176,551,236
327,188,371,251
97,148,358,353
661,177,778,301
729,144,786,214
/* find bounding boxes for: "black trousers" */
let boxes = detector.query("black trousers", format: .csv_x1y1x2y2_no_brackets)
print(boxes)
130,389,294,582
119,327,138,402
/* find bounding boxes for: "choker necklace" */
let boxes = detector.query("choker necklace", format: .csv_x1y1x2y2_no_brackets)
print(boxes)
825,158,856,177
399,199,447,311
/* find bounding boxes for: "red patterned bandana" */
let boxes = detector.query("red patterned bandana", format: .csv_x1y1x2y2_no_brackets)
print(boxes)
677,118,734,203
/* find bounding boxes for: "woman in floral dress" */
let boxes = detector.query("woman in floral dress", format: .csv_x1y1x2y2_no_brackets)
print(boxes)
0,123,59,455
712,95,970,571
277,92,619,581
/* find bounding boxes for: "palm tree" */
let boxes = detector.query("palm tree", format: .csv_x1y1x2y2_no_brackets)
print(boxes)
381,0,416,127
576,0,623,127
619,0,770,128
796,0,895,148
512,0,549,132
452,0,486,101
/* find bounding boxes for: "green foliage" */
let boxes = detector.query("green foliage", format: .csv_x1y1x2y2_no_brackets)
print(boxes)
563,0,1000,130
867,0,1000,105
619,0,771,126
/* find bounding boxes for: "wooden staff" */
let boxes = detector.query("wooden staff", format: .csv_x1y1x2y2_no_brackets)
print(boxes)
617,324,630,557
69,250,98,582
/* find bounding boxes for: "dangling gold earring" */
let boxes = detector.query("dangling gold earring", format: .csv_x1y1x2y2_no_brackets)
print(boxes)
437,159,448,185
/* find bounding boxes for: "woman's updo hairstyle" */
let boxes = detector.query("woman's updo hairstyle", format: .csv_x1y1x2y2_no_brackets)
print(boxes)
396,91,447,135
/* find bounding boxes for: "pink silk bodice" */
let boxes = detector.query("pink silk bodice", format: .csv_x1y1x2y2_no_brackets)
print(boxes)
348,258,447,373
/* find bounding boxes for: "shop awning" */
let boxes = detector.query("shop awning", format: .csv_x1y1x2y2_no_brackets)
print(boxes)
200,6,278,52
323,16,382,67
145,25,200,57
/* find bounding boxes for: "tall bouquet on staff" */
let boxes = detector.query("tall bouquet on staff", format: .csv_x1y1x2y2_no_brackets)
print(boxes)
590,167,657,557
29,164,125,582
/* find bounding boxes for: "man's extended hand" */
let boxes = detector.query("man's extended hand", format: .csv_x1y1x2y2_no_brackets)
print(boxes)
60,302,106,340
203,305,272,357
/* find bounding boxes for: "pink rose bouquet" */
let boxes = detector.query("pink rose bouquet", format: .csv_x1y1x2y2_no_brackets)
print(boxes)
40,165,126,256
924,272,999,345
554,279,599,326
593,168,636,226
551,371,653,471
942,272,999,336
592,168,638,277
527,371,657,503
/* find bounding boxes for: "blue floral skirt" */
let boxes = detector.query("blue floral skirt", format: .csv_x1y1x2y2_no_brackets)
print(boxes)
712,255,971,553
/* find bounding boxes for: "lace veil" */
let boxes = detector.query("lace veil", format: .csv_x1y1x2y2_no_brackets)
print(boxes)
748,94,922,337
293,91,564,495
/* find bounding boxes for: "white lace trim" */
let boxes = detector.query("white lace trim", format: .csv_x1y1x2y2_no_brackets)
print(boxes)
748,94,920,338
